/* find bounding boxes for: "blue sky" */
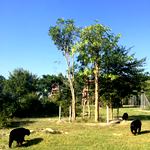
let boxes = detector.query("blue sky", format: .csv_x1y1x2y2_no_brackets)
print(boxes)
0,0,150,78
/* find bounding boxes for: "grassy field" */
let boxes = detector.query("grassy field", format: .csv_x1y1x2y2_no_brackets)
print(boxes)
0,107,150,150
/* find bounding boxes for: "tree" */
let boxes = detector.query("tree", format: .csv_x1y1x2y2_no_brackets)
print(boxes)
100,46,148,119
37,73,72,116
144,78,150,102
77,23,120,122
0,75,6,109
0,75,5,103
0,75,6,125
104,46,148,97
3,68,38,117
37,74,64,98
4,68,37,97
48,18,79,121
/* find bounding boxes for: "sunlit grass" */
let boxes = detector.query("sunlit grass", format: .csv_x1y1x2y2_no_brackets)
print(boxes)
0,107,150,150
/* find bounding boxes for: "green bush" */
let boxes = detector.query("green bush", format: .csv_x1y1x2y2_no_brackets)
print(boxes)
0,112,9,128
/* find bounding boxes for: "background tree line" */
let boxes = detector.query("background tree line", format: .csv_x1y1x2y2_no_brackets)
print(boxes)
0,63,149,127
49,18,149,122
0,18,150,126
0,69,72,126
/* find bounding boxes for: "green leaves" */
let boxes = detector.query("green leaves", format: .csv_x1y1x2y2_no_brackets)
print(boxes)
49,18,148,117
49,18,78,54
77,22,120,76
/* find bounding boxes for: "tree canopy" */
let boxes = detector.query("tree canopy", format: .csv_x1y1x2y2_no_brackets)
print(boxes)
0,18,149,126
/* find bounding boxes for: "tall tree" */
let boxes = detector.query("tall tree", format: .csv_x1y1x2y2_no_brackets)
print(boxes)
100,46,148,119
48,18,79,121
103,46,148,97
3,68,38,117
77,23,120,122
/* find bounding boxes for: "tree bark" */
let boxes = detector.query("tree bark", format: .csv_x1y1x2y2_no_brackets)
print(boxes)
94,63,99,122
65,52,76,121
67,71,76,121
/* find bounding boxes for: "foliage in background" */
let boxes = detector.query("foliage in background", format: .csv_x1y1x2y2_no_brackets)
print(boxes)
0,19,150,127
100,46,148,107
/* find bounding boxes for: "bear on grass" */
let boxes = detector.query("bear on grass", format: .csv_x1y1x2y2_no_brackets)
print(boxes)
130,119,142,135
122,112,128,120
9,127,30,148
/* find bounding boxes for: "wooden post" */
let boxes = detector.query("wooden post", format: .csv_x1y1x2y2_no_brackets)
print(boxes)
111,107,113,120
87,100,91,118
106,105,109,124
117,107,119,119
69,106,72,123
82,101,85,119
59,105,61,121
110,104,113,121
87,84,91,118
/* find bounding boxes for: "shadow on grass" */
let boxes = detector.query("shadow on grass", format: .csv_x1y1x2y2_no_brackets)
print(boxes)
140,130,150,135
7,120,35,128
129,115,150,121
22,138,43,147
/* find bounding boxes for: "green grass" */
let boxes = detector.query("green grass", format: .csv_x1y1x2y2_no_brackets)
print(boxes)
0,107,150,150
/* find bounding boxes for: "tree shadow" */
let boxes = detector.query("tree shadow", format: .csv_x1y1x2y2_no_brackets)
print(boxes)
7,120,35,128
129,115,150,121
22,138,43,147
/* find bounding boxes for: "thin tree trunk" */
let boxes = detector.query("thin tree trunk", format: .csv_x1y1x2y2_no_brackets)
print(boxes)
68,75,76,121
71,53,76,120
64,52,76,121
94,63,99,122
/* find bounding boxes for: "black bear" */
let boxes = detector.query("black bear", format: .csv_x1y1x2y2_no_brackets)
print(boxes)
9,127,30,148
130,119,142,135
122,113,128,120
